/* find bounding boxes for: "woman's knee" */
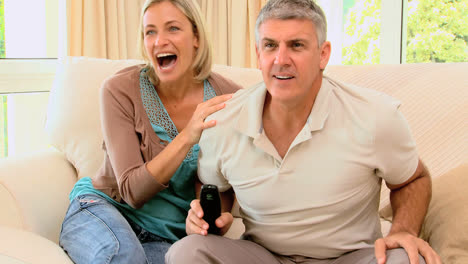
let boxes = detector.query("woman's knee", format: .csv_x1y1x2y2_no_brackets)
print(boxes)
60,217,147,264
60,195,146,263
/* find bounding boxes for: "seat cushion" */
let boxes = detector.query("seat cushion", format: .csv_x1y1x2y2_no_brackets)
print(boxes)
420,163,468,264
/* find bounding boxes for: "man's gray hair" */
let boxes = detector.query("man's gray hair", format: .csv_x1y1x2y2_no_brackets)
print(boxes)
255,0,327,46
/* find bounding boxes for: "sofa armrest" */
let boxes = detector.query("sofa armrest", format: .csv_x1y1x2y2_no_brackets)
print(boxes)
0,226,73,264
0,148,77,243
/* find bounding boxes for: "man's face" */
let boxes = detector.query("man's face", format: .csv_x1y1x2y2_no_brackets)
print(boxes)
256,19,331,104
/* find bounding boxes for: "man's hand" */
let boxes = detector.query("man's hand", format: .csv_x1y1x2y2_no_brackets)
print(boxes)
186,199,234,236
374,232,442,264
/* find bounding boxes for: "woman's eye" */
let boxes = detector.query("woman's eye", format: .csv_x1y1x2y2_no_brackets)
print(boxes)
145,30,156,36
169,26,180,32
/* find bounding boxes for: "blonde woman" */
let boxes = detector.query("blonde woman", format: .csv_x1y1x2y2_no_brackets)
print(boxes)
59,0,241,263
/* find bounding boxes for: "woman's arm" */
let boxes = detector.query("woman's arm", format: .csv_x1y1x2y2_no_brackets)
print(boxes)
100,76,232,208
145,94,233,185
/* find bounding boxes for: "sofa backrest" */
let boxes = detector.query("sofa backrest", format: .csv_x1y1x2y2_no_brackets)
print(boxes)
324,63,468,181
45,57,467,209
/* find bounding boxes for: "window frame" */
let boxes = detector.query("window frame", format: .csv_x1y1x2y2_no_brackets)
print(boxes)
0,0,65,94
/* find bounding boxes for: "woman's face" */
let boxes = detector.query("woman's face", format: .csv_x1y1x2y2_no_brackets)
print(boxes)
143,1,199,84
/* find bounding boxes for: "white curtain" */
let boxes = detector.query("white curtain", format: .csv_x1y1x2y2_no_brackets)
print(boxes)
67,0,267,67
67,0,145,60
197,0,267,68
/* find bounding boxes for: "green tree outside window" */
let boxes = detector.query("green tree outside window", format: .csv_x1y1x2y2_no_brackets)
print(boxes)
406,0,468,63
343,0,468,64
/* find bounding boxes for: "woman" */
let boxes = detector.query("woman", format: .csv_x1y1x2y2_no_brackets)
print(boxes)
59,0,241,263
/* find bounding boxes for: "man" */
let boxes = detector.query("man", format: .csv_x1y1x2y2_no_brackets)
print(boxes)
166,0,441,263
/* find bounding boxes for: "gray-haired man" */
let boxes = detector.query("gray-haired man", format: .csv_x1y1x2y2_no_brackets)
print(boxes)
166,0,441,263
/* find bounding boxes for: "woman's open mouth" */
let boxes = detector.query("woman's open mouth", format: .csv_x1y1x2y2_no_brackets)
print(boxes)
156,53,178,69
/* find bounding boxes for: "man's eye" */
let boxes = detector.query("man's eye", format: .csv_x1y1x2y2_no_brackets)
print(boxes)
264,43,276,49
292,42,304,48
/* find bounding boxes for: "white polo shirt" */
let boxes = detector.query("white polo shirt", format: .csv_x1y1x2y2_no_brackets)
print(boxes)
198,75,419,259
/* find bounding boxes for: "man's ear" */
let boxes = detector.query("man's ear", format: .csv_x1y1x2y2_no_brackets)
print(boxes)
319,41,331,70
256,44,261,70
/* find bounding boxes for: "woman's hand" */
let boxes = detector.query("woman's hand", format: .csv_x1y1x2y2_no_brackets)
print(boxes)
186,199,234,236
181,94,233,145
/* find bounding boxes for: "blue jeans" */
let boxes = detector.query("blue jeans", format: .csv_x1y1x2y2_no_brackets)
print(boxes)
59,194,172,264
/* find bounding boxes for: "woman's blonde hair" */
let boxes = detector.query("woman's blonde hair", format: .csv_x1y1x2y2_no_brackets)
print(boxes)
138,0,212,85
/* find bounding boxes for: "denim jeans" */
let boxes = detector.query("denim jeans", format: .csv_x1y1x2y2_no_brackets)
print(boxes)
59,194,172,264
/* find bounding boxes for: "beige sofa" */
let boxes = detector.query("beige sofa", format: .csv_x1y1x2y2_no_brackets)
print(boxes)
0,57,467,263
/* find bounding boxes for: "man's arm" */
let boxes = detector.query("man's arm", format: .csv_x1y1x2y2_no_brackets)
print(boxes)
374,160,442,264
388,159,431,236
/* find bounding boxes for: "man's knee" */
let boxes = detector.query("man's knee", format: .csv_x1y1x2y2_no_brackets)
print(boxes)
386,248,426,264
166,235,214,263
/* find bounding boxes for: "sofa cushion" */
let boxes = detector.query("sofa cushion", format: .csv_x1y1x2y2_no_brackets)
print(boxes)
420,163,468,264
45,57,143,179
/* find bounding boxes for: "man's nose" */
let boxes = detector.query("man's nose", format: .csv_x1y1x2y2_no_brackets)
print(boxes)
274,45,291,65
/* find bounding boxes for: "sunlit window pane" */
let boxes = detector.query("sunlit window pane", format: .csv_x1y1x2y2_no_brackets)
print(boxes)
1,0,58,158
405,0,468,63
0,0,4,59
4,0,58,58
342,0,382,65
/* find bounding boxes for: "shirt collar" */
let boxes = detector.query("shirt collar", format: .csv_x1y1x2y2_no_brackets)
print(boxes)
235,78,333,138
235,83,267,138
306,76,333,132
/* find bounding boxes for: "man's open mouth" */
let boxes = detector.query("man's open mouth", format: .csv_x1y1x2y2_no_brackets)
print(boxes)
157,53,178,69
274,75,294,80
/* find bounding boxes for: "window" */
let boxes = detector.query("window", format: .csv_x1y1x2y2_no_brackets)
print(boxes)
1,0,6,158
0,0,62,158
320,0,467,65
405,0,468,63
342,0,383,64
3,0,58,58
0,0,4,58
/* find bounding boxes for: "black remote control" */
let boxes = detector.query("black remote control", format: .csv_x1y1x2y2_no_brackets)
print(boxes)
199,184,221,234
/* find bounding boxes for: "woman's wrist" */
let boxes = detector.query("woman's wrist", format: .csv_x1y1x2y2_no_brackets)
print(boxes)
176,129,195,149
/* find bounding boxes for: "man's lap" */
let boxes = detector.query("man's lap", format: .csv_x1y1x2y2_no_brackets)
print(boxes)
166,234,426,264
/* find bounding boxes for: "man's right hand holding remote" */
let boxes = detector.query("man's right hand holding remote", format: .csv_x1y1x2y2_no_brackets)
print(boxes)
185,199,234,236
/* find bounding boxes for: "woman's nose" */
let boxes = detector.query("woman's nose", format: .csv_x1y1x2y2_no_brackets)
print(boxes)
154,33,169,46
